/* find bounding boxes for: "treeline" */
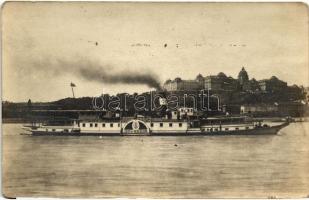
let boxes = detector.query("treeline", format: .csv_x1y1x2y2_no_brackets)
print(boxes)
2,87,308,120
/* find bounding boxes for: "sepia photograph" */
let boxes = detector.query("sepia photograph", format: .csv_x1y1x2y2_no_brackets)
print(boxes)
1,2,309,198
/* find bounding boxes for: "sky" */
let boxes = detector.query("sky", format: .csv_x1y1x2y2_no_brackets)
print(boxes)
2,2,308,102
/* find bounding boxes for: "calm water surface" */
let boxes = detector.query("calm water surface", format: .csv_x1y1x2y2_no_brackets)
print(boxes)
2,123,309,198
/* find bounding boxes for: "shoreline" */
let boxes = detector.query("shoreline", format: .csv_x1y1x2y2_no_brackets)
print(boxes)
3,116,309,124
2,118,29,124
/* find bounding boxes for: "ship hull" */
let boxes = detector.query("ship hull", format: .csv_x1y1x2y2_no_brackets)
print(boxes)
28,122,289,136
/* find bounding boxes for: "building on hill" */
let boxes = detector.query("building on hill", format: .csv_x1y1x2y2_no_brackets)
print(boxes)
258,76,287,92
195,73,204,83
285,85,307,101
238,67,249,84
163,76,203,91
241,78,261,92
163,68,291,95
238,67,250,90
204,75,222,90
164,68,245,92
204,72,238,91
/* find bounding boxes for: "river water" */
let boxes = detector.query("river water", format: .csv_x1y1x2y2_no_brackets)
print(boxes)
2,123,309,198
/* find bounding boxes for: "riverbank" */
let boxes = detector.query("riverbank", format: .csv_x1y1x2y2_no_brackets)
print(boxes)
2,118,29,124
257,117,309,122
2,116,309,124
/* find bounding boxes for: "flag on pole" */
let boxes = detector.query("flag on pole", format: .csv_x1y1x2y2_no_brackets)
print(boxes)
70,82,76,98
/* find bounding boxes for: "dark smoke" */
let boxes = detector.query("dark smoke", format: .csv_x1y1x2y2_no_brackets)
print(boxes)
31,57,162,90
79,66,161,90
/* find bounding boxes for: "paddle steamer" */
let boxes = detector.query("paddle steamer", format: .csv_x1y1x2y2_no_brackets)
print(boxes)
24,115,289,136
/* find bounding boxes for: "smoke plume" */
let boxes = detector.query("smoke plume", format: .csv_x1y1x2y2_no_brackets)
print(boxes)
79,67,161,90
32,57,162,90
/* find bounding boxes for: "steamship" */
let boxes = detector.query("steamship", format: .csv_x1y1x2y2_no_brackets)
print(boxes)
24,112,290,136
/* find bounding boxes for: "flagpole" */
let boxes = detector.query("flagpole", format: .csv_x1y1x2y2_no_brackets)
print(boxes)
71,86,75,98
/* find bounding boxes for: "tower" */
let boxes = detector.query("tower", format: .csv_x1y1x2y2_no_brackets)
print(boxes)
238,67,249,86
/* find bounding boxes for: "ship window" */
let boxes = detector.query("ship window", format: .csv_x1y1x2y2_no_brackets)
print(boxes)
246,127,249,130
215,128,218,131
225,128,229,131
118,123,120,127
102,123,105,127
179,123,182,127
95,123,98,127
235,127,239,130
52,129,55,132
150,123,154,127
64,129,68,132
90,123,93,127
110,123,113,127
174,111,177,114
82,123,85,127
169,123,173,127
160,123,163,127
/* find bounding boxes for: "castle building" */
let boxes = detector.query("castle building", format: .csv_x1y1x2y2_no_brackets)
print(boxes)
238,67,250,90
258,76,287,92
164,70,240,92
204,73,237,91
204,75,222,90
238,67,249,85
163,76,203,91
163,67,288,93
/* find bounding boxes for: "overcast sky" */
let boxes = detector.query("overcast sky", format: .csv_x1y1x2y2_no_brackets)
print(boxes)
2,2,308,102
